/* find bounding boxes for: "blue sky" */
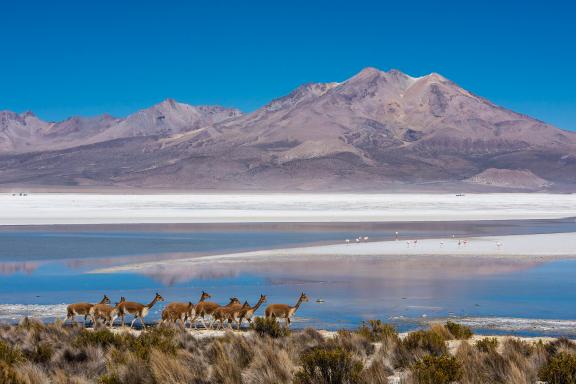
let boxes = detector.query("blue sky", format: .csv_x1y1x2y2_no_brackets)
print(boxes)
1,0,575,131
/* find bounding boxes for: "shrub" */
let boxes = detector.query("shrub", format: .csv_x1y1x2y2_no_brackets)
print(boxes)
503,337,534,357
475,337,499,353
411,354,462,384
546,338,576,356
74,329,123,349
62,348,88,363
99,374,123,384
129,327,177,359
334,330,374,359
444,321,473,340
294,346,363,384
429,323,452,341
0,361,24,384
251,317,290,338
402,330,447,356
0,340,24,365
357,320,398,342
539,352,576,384
27,343,53,364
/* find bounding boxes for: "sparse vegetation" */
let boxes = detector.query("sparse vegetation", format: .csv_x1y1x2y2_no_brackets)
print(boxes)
402,330,448,356
444,321,473,340
251,316,290,338
294,345,363,384
475,337,498,353
0,319,573,383
410,354,463,384
539,352,576,384
357,320,398,342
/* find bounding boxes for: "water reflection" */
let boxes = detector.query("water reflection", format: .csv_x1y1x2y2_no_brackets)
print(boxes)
1,220,576,335
141,255,541,285
0,262,38,275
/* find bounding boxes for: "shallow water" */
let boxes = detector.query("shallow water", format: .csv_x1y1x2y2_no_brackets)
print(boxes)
1,219,576,336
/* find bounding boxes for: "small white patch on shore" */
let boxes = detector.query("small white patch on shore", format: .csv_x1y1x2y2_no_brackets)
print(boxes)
0,304,67,321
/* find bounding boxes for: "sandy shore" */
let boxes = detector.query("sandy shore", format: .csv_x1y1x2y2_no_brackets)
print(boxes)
2,193,576,225
92,232,576,274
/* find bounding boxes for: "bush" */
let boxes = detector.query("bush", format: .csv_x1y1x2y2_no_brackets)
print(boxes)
99,374,123,384
251,317,290,338
294,346,363,384
429,323,452,340
402,330,447,356
129,327,177,359
0,340,24,365
27,343,53,364
357,320,398,342
74,329,124,349
0,361,23,384
411,354,462,384
546,338,576,356
444,321,472,340
504,337,534,357
539,352,576,384
475,337,499,353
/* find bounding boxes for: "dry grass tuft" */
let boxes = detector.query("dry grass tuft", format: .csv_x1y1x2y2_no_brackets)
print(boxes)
0,320,574,383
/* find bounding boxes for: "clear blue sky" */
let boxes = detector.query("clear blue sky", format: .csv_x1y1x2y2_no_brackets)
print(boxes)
1,0,575,131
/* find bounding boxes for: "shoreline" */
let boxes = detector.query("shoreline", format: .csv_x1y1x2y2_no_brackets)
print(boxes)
2,193,576,225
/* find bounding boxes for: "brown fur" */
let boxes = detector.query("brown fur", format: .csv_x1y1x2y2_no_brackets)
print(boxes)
161,302,194,328
265,293,309,327
65,295,110,324
194,297,240,329
90,297,125,326
213,300,249,329
237,294,267,329
118,292,164,329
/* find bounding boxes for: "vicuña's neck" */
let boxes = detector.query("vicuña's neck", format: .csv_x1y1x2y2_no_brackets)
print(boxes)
146,297,159,309
252,298,265,311
293,297,303,311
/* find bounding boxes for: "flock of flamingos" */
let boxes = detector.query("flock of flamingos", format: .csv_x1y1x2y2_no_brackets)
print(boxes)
64,291,310,330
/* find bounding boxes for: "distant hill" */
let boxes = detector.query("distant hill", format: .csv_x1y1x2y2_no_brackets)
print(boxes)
1,68,575,191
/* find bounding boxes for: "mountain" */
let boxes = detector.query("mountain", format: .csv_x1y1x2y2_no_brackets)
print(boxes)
1,68,575,191
0,101,242,153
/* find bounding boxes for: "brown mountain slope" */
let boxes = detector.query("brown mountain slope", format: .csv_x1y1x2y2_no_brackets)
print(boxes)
0,68,575,191
0,100,242,154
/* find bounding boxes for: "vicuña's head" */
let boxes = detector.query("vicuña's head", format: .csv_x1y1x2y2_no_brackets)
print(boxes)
229,297,241,305
155,292,165,302
242,300,250,309
300,293,309,302
259,294,267,303
102,295,111,304
188,301,194,308
115,297,126,306
201,291,211,300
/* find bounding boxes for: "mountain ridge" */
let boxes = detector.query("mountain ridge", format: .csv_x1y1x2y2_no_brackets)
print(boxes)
1,68,575,191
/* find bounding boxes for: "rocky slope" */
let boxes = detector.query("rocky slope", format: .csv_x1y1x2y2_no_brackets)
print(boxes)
1,68,575,191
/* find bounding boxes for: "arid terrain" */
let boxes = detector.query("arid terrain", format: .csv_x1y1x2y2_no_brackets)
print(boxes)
1,318,575,384
2,68,576,191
